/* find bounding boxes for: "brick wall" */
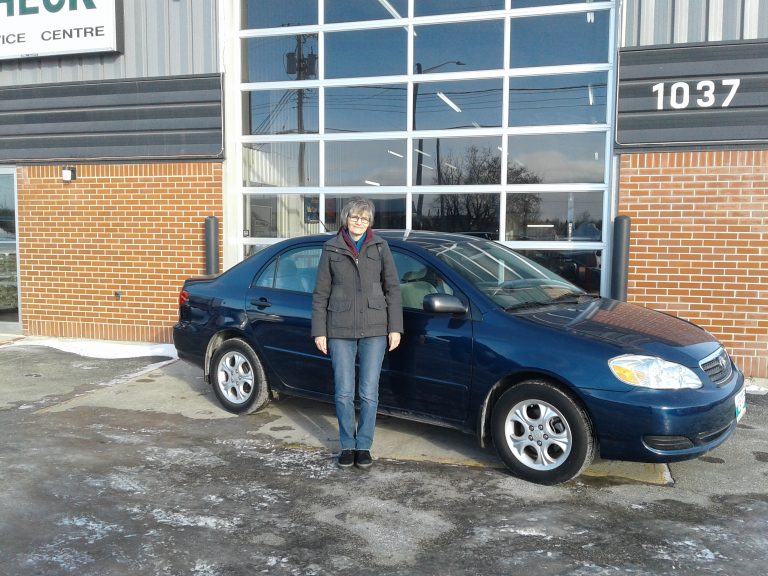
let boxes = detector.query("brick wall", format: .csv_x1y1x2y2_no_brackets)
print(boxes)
619,150,768,379
16,162,223,343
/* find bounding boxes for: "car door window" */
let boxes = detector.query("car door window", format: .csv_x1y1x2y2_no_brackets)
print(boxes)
391,251,453,310
253,260,276,288
258,247,322,293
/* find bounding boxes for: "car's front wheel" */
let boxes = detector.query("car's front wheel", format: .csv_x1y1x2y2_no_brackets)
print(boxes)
491,380,595,485
210,338,270,414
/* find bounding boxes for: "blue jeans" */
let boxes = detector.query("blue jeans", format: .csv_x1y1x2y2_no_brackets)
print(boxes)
328,336,387,451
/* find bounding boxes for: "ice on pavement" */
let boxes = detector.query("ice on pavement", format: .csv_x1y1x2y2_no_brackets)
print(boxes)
10,337,177,360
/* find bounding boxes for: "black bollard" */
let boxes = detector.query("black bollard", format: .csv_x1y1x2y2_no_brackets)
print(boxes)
610,215,631,301
204,216,219,275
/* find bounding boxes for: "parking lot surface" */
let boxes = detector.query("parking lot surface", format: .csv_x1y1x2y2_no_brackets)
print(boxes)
1,337,767,575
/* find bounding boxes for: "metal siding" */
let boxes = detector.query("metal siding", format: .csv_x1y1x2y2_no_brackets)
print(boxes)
616,42,768,148
720,0,744,41
623,0,768,46
708,0,723,41
124,0,147,79
147,0,167,77
623,0,641,47
171,1,189,74
193,1,218,73
761,0,768,37
653,0,673,45
0,0,218,86
0,75,223,161
678,0,708,44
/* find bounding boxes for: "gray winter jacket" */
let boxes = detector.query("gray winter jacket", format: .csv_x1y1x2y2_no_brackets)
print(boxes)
311,231,403,339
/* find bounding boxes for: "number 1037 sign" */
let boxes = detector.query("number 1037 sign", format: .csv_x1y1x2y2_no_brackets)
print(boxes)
651,79,741,110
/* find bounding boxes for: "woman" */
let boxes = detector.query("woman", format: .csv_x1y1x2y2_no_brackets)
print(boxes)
311,198,403,469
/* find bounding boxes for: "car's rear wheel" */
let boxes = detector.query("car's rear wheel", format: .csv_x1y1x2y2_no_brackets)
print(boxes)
210,338,269,414
491,380,595,485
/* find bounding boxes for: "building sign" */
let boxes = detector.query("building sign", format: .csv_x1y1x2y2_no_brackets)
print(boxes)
0,0,119,61
616,42,768,149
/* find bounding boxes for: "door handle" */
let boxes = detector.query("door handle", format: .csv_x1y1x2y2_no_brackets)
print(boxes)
250,298,271,308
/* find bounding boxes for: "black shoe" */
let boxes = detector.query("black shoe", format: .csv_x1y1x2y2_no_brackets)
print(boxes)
337,449,355,468
355,450,373,469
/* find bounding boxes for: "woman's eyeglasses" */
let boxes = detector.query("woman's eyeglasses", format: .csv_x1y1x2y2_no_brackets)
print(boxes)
348,215,370,224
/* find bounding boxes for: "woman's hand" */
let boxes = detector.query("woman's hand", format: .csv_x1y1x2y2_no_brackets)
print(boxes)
388,332,401,351
314,336,328,355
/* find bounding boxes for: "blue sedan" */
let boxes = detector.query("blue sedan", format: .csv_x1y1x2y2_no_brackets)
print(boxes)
173,231,746,485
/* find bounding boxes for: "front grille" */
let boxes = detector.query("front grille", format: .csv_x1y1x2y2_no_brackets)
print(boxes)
700,347,733,386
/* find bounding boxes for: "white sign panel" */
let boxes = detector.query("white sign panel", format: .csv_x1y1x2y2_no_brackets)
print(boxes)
0,0,118,61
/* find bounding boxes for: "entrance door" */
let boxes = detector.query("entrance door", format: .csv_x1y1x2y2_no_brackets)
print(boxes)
0,169,19,326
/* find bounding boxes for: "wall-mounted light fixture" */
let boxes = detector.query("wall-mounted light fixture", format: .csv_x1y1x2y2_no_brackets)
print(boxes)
62,167,77,183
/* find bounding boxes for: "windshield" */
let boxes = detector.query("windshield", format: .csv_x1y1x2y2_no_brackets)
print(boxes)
423,239,586,310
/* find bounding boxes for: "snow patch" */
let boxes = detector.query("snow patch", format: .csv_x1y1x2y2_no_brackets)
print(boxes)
12,337,177,359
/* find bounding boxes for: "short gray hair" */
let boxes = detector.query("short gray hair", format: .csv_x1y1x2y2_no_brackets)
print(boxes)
339,198,375,230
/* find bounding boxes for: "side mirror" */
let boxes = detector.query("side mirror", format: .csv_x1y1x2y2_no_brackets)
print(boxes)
422,293,469,315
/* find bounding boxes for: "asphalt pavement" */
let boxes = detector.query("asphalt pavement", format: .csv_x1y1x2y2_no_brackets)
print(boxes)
1,334,767,575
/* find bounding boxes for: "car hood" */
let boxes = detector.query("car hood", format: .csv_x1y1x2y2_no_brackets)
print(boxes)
518,298,720,365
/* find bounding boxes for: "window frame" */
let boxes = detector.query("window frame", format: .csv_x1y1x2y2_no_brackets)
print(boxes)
226,1,619,298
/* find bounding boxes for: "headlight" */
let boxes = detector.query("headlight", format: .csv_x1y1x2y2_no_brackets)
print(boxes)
608,355,702,390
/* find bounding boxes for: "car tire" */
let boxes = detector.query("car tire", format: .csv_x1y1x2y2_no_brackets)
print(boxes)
491,380,595,485
210,338,270,414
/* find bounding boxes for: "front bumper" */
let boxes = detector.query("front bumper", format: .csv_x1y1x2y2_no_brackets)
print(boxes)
583,368,745,463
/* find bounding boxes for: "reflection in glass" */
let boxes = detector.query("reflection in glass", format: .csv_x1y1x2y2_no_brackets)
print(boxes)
505,191,603,241
415,79,502,130
415,21,504,74
326,0,407,23
325,85,407,132
413,137,502,186
243,194,324,239
244,0,317,29
510,11,609,67
249,90,319,135
243,143,319,187
507,132,605,184
245,244,272,258
416,0,504,16
518,249,602,294
511,0,585,7
244,35,319,83
324,194,406,230
0,174,17,322
508,72,608,126
413,192,500,237
325,29,406,79
325,140,407,186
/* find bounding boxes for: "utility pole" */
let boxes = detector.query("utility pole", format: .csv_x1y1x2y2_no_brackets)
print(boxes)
296,35,305,186
287,35,317,186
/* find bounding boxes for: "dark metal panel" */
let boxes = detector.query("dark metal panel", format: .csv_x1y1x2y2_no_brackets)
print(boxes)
615,42,768,149
0,74,223,162
0,76,222,112
618,43,768,79
0,132,223,161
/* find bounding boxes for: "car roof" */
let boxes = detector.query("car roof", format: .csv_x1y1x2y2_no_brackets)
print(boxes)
294,230,493,247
